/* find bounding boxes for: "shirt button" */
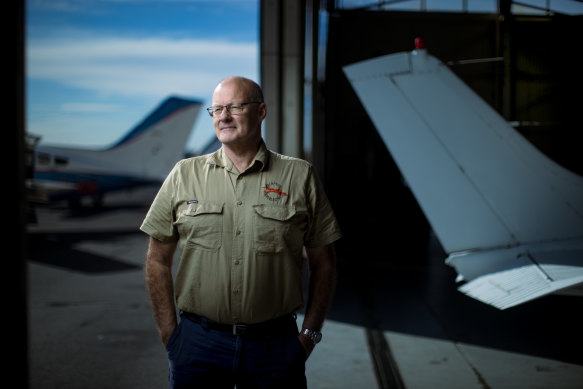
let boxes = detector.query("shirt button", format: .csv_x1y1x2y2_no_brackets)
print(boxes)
236,230,241,236
237,201,243,206
234,260,240,265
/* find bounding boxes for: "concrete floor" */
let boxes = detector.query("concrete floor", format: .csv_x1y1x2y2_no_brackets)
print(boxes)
25,187,583,388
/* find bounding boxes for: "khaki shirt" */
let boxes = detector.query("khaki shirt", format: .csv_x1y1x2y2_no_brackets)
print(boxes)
140,141,342,324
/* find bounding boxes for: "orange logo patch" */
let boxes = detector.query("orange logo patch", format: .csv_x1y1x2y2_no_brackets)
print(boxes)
263,182,288,201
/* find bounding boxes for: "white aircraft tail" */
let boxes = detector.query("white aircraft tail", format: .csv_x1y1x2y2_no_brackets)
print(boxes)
343,47,583,309
105,96,202,178
37,96,202,180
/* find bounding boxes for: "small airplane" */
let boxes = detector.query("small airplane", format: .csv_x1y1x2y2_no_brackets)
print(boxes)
263,184,288,197
343,39,583,310
27,96,203,208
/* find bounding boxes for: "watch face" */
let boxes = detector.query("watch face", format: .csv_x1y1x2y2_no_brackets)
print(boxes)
313,332,322,343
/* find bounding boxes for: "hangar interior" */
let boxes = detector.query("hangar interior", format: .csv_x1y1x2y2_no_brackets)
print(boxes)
260,0,582,262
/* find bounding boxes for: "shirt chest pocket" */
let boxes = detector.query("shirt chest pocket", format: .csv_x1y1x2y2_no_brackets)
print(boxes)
174,201,224,251
252,204,303,254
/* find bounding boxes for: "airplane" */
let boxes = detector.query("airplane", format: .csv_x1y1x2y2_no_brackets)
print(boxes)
27,96,203,208
342,39,583,310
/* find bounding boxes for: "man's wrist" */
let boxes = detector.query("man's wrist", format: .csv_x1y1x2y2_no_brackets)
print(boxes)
300,328,322,344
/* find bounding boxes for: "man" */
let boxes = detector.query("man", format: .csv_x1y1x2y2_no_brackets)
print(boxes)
141,76,342,388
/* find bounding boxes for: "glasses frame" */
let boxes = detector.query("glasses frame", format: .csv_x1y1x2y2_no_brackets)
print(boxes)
206,101,262,117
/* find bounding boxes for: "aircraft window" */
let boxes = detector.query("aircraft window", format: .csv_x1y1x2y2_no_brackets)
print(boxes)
37,152,51,165
55,156,69,166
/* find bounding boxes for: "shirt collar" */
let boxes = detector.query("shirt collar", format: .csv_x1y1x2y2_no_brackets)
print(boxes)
206,140,269,173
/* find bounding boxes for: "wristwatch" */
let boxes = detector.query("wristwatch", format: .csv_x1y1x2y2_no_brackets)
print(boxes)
300,328,322,344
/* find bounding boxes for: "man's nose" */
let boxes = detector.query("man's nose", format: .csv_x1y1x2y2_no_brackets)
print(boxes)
218,107,232,120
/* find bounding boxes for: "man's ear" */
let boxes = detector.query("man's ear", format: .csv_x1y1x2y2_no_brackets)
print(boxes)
258,102,267,121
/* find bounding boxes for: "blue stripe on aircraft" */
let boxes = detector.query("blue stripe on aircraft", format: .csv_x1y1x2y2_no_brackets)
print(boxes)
110,96,202,149
35,171,159,200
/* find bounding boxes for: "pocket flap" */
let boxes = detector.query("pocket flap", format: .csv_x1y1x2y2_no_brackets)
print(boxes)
253,204,296,221
184,201,224,216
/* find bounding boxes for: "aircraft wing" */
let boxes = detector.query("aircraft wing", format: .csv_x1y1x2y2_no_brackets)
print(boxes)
343,48,583,309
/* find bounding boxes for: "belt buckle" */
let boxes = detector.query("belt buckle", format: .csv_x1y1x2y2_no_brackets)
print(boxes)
232,324,247,335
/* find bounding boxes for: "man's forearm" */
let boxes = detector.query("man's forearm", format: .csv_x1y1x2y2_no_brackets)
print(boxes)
145,238,178,346
303,245,336,331
298,244,336,357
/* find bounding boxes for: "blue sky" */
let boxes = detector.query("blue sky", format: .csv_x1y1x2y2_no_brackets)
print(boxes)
26,0,259,153
26,0,581,154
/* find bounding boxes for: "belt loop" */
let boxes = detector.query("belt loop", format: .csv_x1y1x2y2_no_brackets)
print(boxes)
201,316,209,330
233,324,246,335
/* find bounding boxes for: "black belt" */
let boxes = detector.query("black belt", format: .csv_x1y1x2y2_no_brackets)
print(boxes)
182,312,297,336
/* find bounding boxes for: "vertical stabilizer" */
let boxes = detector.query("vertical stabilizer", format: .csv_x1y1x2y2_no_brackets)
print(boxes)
343,48,583,308
106,96,203,178
32,96,202,204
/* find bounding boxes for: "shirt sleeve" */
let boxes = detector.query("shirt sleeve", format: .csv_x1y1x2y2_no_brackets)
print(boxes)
139,163,180,243
303,166,343,248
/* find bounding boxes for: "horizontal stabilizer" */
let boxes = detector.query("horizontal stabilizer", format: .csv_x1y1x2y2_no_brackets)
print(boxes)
447,239,583,309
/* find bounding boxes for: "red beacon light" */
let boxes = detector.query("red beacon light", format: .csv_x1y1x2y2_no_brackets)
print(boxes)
414,37,425,50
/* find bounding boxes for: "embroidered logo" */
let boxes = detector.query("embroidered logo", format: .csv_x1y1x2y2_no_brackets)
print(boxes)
263,182,288,201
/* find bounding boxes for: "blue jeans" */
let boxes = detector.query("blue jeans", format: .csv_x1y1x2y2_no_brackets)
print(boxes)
166,314,307,388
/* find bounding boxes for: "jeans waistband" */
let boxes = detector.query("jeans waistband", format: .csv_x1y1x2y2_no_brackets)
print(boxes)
181,312,297,336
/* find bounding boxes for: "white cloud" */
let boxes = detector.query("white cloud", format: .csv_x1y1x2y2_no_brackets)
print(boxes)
27,36,259,99
26,26,259,151
60,102,122,113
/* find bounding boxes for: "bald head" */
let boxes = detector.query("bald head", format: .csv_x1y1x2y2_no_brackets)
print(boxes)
211,76,267,154
214,76,264,104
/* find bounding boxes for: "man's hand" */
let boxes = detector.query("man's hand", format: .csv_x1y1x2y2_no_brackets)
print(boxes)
297,334,316,359
161,325,177,348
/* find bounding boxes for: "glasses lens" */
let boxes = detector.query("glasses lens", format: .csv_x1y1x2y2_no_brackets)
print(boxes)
208,106,224,117
208,102,257,117
229,104,244,114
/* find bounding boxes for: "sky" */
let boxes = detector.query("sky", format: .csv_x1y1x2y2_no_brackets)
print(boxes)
26,0,260,154
26,0,581,155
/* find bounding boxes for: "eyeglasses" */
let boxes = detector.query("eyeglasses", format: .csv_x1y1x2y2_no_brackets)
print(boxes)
206,102,262,117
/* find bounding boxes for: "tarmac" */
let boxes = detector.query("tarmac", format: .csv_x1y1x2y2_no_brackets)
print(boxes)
26,186,583,389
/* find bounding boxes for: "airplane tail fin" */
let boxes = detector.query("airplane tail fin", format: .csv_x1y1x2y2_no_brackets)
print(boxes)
343,47,583,309
104,96,203,179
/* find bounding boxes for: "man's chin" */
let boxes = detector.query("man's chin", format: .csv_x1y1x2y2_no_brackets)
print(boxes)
217,131,236,143
218,135,236,145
